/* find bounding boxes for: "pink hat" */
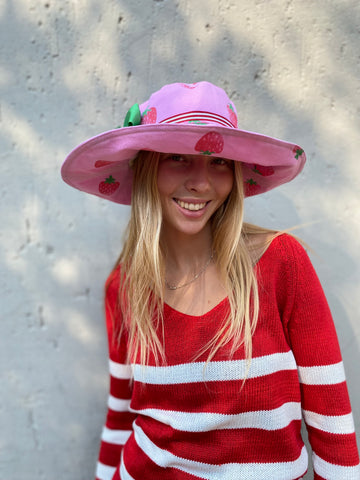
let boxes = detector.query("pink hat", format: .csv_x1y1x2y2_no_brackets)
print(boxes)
61,81,306,205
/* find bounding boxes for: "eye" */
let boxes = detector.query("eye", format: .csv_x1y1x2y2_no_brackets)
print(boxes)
212,157,232,167
170,154,185,162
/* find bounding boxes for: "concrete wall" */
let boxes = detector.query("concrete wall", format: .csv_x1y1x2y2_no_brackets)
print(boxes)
1,1,359,478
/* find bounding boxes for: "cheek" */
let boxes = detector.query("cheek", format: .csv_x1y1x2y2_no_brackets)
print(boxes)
218,171,234,200
157,165,173,197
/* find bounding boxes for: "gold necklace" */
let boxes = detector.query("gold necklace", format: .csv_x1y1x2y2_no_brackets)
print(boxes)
165,253,214,290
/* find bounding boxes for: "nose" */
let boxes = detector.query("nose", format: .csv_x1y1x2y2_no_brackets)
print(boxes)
184,158,211,193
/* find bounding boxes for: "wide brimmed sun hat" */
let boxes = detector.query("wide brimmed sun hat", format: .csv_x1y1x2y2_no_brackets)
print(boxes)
61,81,306,205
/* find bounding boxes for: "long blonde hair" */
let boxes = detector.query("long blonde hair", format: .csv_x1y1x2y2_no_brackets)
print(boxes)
114,150,277,366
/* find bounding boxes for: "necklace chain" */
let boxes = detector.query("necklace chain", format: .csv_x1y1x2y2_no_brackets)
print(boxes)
165,253,214,290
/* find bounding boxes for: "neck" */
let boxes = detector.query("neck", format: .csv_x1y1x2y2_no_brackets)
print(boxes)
161,226,213,274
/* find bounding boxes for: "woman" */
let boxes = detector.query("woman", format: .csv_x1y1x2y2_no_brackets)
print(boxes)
62,81,359,480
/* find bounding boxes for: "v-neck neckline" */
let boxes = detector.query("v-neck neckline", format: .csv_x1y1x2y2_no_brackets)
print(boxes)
163,234,278,317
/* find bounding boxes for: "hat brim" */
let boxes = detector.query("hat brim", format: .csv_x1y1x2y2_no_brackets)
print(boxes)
61,124,306,205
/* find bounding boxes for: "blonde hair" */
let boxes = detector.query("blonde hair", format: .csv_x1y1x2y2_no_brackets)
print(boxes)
114,150,278,366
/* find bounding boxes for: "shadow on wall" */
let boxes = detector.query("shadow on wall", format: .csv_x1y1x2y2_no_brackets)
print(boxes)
0,1,359,479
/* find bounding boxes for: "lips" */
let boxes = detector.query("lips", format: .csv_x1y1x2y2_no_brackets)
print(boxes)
174,199,208,211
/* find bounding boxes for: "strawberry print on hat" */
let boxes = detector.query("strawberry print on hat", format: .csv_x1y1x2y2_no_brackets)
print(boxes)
244,178,261,196
293,145,304,160
141,107,157,124
95,160,113,168
227,103,238,128
195,132,224,155
99,175,120,195
252,164,275,176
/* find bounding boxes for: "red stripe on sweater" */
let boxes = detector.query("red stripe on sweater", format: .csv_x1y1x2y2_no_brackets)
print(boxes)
98,441,123,467
110,376,132,399
301,382,352,416
135,416,303,463
105,409,136,431
130,369,300,414
307,426,360,467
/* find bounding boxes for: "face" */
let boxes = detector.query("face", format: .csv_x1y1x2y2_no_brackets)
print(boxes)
157,153,234,239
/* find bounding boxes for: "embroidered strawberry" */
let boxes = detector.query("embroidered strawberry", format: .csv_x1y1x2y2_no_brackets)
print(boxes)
195,132,224,155
141,107,157,124
99,175,120,195
244,178,261,196
227,103,238,127
252,164,275,176
94,160,112,168
293,145,304,159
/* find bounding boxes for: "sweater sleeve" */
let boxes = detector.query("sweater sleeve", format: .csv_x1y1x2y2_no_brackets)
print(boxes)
95,267,137,480
279,236,360,479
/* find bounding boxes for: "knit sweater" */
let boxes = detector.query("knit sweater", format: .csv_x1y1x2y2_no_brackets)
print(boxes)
95,234,360,480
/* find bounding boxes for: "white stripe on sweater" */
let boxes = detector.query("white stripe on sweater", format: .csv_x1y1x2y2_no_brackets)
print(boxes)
107,395,131,412
302,409,355,434
297,361,345,385
132,351,297,385
109,359,132,379
313,452,360,480
101,426,132,445
96,461,116,480
131,401,302,432
130,423,308,480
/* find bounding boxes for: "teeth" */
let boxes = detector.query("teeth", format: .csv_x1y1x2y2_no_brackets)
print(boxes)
176,200,207,211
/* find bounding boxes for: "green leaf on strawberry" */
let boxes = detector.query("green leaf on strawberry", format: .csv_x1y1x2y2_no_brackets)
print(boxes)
293,146,304,159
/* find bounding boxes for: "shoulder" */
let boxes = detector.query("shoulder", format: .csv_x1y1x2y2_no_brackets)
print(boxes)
256,233,317,292
246,231,309,269
259,233,309,266
258,234,325,302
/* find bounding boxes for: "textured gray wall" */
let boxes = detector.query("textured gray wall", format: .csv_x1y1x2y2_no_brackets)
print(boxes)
1,1,359,479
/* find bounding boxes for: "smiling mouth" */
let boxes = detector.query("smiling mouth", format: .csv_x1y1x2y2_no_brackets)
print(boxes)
174,199,208,211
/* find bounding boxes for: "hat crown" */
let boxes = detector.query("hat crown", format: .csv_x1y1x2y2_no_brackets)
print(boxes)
139,81,238,128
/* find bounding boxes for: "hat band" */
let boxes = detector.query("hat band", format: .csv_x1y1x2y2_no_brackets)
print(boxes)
160,111,235,128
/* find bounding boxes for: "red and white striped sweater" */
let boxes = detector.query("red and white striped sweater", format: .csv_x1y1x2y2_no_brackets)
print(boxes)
96,234,360,480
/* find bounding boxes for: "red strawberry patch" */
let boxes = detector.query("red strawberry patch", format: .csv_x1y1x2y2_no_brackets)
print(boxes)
195,132,224,155
141,107,157,124
252,164,275,176
95,160,112,168
244,178,261,196
227,103,238,127
293,146,304,159
99,175,120,195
